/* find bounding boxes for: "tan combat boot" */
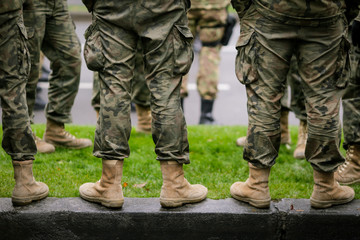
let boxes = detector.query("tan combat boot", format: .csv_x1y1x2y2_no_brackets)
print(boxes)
43,119,92,149
335,144,360,185
79,160,124,208
230,162,271,208
135,104,152,134
293,120,307,159
34,134,55,153
280,109,291,147
160,161,208,208
310,170,354,208
236,136,247,147
12,160,49,205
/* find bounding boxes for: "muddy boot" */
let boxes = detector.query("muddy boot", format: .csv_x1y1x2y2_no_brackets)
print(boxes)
199,99,215,125
135,104,152,134
43,119,92,149
236,136,246,147
230,162,271,208
280,109,291,148
293,120,307,159
79,160,124,208
310,170,354,208
12,160,49,206
160,161,208,208
335,144,360,185
34,134,55,153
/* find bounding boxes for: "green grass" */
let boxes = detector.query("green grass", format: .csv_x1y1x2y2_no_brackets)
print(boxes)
0,124,359,200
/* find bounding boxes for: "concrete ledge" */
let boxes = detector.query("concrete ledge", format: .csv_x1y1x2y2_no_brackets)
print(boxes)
1,198,360,240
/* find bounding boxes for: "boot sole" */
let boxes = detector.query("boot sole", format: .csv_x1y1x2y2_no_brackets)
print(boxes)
12,191,49,206
80,192,124,208
231,193,271,209
160,193,207,208
310,196,354,209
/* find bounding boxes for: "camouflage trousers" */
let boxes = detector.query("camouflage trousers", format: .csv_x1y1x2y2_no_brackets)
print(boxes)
87,1,192,163
342,46,360,149
237,5,349,172
23,0,81,123
91,42,150,111
0,11,36,160
180,8,227,100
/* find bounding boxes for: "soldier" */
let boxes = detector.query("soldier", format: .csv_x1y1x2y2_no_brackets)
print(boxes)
0,0,48,205
180,0,231,124
23,0,92,154
230,0,359,208
335,14,360,184
92,42,152,134
79,0,208,208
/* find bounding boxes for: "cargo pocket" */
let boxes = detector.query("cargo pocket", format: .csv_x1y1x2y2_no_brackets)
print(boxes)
350,46,360,83
16,21,30,77
334,36,351,89
172,24,194,76
83,22,105,71
235,29,258,85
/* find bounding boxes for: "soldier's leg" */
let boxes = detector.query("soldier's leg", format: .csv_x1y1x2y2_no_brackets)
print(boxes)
91,72,100,118
80,17,137,208
0,11,48,205
335,46,360,184
230,6,293,208
297,20,354,208
197,8,227,124
41,0,91,149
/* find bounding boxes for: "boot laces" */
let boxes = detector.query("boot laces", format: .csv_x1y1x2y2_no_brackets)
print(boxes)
338,148,353,173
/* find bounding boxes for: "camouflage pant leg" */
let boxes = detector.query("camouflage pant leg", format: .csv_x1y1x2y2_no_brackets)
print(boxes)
288,55,307,121
33,0,81,123
91,71,100,111
23,6,40,123
0,12,36,160
188,8,227,100
91,44,150,111
237,5,347,172
342,47,360,149
89,1,191,163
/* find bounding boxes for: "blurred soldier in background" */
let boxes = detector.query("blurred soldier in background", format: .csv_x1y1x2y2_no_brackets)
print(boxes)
0,0,48,205
180,0,234,124
23,0,92,154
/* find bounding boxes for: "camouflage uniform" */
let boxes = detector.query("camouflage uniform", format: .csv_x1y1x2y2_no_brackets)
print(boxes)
233,0,359,172
0,1,37,161
86,0,192,163
180,0,229,100
343,14,360,150
91,42,150,112
23,0,81,124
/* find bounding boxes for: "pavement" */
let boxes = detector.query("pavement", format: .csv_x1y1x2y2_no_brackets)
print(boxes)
1,197,360,240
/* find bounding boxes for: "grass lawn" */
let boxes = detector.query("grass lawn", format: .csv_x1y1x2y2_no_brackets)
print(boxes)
0,124,358,200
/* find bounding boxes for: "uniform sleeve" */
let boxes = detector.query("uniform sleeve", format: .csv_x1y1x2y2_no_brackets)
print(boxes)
231,0,252,19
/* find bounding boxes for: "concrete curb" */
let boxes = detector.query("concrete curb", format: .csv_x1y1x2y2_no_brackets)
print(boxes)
1,198,360,240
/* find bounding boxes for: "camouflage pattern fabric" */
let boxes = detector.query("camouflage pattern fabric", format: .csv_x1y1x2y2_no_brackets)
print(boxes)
23,0,81,124
342,25,360,150
191,0,229,10
235,5,349,172
91,42,150,111
87,0,192,163
0,6,37,160
180,8,227,100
